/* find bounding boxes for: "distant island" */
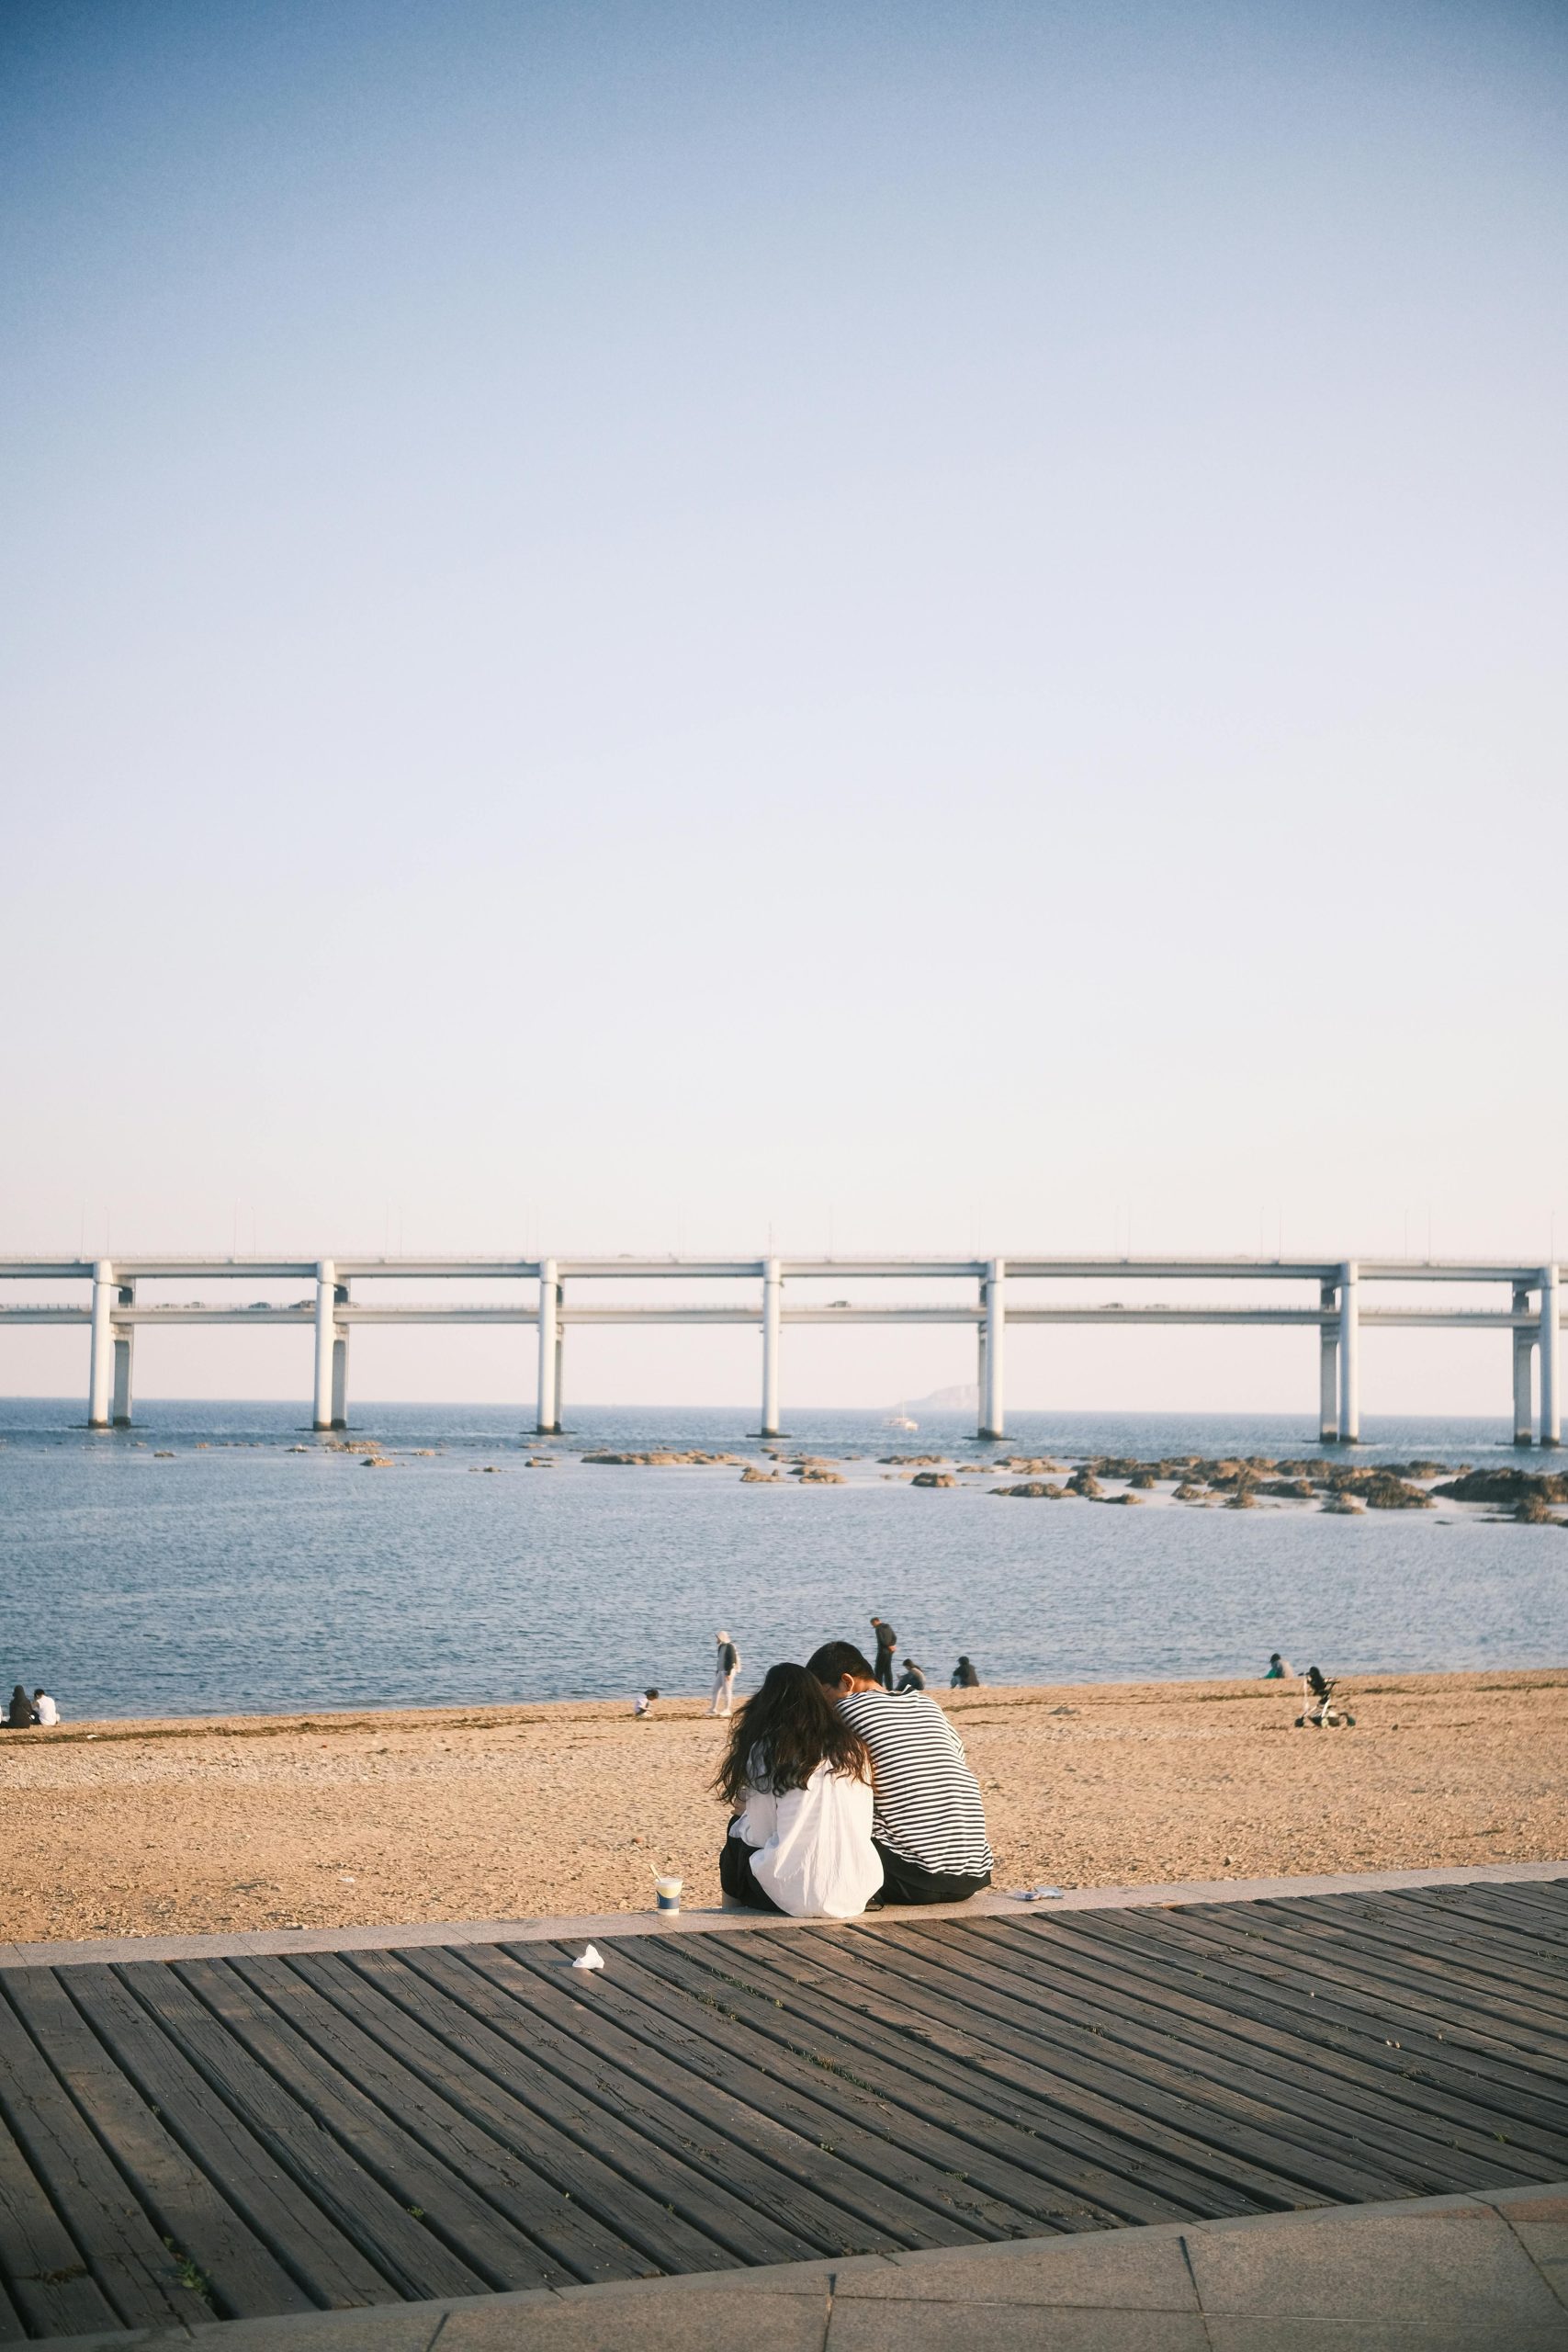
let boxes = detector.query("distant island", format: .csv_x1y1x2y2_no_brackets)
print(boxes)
894,1382,979,1412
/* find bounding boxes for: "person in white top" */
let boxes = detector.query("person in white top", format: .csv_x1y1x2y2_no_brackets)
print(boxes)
31,1689,59,1726
713,1663,884,1918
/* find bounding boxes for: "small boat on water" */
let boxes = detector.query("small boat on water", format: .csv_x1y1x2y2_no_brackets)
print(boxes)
884,1408,919,1430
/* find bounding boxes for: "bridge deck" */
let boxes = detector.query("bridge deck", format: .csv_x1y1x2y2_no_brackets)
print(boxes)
0,1880,1563,2340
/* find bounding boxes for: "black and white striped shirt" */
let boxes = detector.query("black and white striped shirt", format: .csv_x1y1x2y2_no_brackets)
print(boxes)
836,1689,993,1877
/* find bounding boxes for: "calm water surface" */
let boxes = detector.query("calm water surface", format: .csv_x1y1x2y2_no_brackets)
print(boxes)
1,1400,1563,1716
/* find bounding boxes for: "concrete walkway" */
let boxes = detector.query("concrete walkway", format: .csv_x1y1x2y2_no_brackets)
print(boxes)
34,2183,1568,2350
4,1858,1562,1972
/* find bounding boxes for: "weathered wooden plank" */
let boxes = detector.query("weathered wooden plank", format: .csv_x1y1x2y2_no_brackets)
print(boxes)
631,1929,1230,2222
1305,1899,1568,2007
620,1935,1109,2233
1155,1906,1568,2075
787,1925,1394,2207
0,2088,118,2341
660,1928,1262,2224
4,1968,313,2324
125,1960,490,2307
740,1927,1326,2213
1175,1908,1568,2073
1401,1887,1568,1964
403,1942,902,2261
0,1981,211,2334
1438,1883,1568,1930
1267,1898,1568,2012
1235,1903,1568,2039
1085,1908,1568,2134
486,1939,987,2250
227,1958,592,2290
504,1938,1023,2243
1013,1915,1568,2170
65,1964,393,2312
361,1945,821,2268
296,1950,722,2279
959,1921,1551,2190
174,1960,571,2294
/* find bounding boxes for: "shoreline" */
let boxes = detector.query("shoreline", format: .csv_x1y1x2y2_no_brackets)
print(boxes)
3,1668,1564,1946
6,1662,1566,1741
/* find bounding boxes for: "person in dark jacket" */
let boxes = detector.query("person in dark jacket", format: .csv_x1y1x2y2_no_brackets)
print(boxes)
951,1657,980,1689
6,1684,35,1728
869,1616,897,1690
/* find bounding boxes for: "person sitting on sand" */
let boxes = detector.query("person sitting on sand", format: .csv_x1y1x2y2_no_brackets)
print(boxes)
1263,1653,1294,1679
6,1684,35,1728
808,1641,993,1906
951,1656,980,1689
897,1659,927,1692
633,1687,659,1717
714,1663,884,1918
31,1688,58,1725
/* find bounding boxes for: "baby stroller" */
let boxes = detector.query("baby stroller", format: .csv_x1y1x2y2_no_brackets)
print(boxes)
1296,1665,1355,1729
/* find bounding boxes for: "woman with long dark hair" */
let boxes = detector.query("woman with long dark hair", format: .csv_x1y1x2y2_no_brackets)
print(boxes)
714,1662,883,1917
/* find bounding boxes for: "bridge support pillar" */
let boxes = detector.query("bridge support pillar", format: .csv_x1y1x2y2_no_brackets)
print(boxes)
1513,1287,1535,1445
536,1258,560,1434
112,1282,135,1425
312,1260,338,1430
1318,1283,1338,1442
331,1325,349,1429
88,1260,115,1427
1541,1262,1561,1447
761,1258,781,1435
1337,1261,1359,1442
979,1257,1005,1440
554,1283,566,1430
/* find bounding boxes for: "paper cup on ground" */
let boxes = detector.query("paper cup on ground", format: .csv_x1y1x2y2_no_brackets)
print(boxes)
654,1875,682,1914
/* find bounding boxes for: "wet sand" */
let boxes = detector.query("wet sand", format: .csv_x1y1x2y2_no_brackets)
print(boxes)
3,1668,1563,1944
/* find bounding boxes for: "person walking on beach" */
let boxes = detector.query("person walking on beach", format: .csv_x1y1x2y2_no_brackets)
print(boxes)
710,1632,740,1718
870,1616,897,1690
714,1663,883,1917
808,1641,993,1905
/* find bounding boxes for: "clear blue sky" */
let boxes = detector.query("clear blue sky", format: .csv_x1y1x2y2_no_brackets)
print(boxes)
3,0,1565,1408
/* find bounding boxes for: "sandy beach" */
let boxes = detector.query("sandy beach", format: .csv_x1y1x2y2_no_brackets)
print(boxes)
1,1667,1562,1946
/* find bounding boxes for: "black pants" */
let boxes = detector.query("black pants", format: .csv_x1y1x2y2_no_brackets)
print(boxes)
873,1841,992,1907
875,1654,896,1690
719,1830,784,1913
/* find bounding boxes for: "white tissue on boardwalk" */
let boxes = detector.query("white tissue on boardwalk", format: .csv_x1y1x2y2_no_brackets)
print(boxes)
1010,1886,1066,1902
571,1943,606,1970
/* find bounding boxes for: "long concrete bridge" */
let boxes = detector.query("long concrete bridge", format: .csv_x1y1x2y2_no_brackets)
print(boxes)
0,1254,1561,1444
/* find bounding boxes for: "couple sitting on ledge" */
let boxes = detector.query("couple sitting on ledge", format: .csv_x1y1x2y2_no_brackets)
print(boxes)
715,1641,993,1919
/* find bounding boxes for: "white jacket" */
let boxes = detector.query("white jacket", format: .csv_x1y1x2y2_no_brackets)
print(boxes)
734,1761,883,1918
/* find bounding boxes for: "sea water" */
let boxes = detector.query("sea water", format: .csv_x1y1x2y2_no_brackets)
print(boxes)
1,1400,1563,1718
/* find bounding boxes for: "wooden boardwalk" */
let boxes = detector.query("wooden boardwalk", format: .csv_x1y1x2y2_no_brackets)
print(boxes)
0,1878,1563,2341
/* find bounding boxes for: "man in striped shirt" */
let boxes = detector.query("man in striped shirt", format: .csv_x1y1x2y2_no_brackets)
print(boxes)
807,1642,994,1905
